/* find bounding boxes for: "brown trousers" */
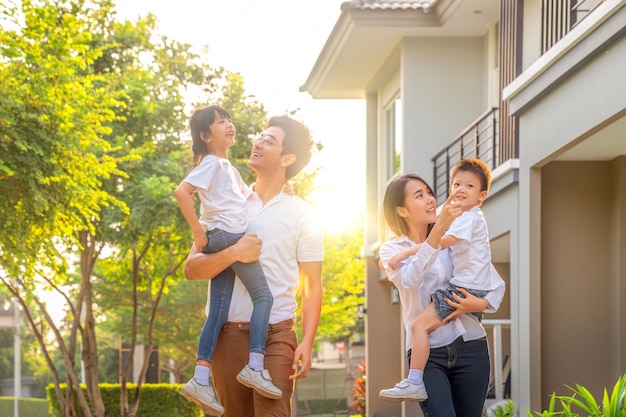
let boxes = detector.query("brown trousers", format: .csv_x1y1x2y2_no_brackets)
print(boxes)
211,319,297,417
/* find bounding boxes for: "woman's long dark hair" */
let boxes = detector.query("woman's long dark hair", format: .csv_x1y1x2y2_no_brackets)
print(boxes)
381,174,435,240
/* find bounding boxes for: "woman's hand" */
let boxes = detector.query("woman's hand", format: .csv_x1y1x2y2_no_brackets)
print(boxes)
442,288,489,323
436,189,462,230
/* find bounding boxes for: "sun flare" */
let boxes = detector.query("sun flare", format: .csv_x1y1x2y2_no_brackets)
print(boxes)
311,190,362,235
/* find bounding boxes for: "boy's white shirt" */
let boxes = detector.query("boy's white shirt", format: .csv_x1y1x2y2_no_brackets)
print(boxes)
380,238,506,350
205,187,324,324
446,206,501,291
182,155,249,234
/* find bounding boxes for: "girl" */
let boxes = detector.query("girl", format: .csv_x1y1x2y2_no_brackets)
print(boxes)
175,105,280,417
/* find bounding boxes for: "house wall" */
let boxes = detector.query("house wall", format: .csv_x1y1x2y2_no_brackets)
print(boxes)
517,34,626,168
364,88,406,417
540,159,626,409
400,36,486,185
513,16,626,411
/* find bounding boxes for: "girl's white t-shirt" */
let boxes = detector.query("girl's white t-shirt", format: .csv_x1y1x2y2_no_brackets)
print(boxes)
183,155,249,234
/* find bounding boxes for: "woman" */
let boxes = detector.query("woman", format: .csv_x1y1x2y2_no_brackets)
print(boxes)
379,174,505,417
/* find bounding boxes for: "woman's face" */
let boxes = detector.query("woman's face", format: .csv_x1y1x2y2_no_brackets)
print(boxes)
400,179,437,226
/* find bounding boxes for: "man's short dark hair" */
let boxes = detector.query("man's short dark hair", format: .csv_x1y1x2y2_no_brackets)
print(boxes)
268,116,312,180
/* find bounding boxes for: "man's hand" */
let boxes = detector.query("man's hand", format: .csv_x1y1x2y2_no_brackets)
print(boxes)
184,233,262,281
234,234,262,263
289,342,313,380
442,288,489,323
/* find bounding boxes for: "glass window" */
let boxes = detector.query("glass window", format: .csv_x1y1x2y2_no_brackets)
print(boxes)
385,98,402,179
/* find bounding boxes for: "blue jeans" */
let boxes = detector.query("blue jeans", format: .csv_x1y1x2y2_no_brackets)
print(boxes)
197,228,273,361
411,336,490,417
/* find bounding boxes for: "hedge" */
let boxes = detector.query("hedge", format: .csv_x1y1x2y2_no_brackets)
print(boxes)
0,396,52,417
46,383,202,417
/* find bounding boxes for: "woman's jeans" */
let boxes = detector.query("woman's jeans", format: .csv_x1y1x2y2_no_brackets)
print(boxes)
197,228,273,362
413,336,490,417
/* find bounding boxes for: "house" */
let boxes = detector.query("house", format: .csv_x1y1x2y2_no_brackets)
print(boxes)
301,0,626,416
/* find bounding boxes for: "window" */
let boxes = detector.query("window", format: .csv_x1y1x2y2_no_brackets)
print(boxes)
385,98,402,179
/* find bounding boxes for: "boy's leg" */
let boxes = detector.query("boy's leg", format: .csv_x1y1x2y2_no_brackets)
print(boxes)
379,304,442,403
409,303,444,371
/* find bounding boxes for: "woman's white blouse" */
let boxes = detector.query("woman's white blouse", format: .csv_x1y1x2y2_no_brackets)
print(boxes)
379,235,506,350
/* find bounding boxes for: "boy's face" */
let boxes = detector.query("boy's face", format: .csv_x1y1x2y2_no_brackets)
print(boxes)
450,170,488,211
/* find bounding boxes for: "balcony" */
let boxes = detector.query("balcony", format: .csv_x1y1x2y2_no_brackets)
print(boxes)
431,108,504,203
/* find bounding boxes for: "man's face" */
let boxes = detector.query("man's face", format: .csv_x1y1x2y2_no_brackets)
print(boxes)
247,125,287,174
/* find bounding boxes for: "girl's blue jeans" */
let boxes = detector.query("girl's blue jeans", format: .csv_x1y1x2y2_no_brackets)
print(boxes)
412,336,490,417
197,228,273,362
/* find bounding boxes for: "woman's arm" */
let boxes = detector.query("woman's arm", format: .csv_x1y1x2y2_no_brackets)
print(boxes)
184,234,262,281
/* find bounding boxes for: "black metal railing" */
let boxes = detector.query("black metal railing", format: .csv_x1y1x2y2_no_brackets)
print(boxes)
431,108,499,203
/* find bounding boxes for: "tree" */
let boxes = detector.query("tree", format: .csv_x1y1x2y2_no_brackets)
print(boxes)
316,222,365,342
311,220,365,370
0,1,124,415
0,0,219,416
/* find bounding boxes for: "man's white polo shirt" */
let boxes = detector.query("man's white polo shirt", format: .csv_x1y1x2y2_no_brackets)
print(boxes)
205,188,323,324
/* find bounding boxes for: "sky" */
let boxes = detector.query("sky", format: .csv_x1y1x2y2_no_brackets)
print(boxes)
115,0,367,233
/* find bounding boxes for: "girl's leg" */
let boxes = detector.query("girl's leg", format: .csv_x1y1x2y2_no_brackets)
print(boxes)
197,229,239,364
208,230,280,399
230,260,273,356
230,262,281,399
196,269,235,362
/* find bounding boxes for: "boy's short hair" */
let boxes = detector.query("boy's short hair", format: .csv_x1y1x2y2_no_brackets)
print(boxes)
450,158,492,192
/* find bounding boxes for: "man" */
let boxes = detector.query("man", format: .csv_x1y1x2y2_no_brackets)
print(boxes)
184,115,324,416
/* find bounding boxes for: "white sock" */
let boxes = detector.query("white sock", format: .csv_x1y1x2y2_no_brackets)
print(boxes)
249,352,265,371
194,365,210,386
407,369,424,385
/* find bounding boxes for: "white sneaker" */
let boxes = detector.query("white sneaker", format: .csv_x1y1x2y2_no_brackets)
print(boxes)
236,365,282,399
180,378,225,416
379,378,428,402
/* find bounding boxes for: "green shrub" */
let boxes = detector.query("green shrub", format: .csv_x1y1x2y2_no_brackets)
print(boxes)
46,383,202,417
0,396,52,417
528,373,626,417
297,398,348,414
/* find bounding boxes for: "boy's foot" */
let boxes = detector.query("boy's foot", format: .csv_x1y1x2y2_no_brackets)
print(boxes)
379,378,428,402
180,378,225,416
236,365,282,399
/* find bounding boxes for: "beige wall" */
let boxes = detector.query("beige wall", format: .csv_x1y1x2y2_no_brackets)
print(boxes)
400,36,486,186
540,159,626,408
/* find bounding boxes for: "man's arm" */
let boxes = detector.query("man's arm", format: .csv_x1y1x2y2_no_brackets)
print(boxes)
183,234,262,281
290,261,323,380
